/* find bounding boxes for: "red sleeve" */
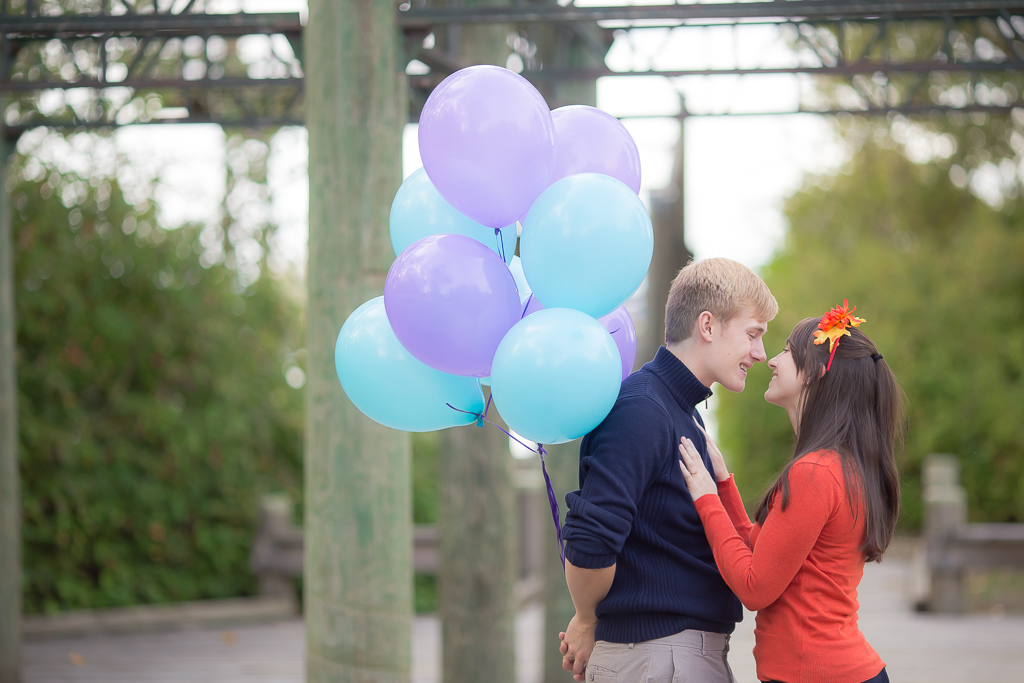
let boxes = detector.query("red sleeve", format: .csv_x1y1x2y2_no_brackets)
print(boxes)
716,474,753,547
694,460,840,611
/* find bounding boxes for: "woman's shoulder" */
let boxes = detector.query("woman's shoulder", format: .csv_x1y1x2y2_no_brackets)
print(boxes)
790,450,846,488
795,449,843,467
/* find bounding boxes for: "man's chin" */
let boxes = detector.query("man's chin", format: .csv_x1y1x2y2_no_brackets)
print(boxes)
722,376,746,393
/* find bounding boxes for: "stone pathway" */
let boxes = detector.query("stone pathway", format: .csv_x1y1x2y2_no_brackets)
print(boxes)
22,557,1024,682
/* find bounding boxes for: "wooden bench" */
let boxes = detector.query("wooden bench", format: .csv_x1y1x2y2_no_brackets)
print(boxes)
918,453,1024,613
250,486,548,606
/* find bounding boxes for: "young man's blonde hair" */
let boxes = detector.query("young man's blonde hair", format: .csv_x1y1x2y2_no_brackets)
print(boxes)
664,257,779,344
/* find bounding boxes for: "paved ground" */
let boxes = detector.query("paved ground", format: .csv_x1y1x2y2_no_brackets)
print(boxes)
22,556,1024,682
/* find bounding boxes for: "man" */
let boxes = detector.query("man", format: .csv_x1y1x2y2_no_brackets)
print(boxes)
559,258,778,682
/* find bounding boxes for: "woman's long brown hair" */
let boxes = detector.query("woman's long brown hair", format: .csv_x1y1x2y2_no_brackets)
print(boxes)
754,317,905,562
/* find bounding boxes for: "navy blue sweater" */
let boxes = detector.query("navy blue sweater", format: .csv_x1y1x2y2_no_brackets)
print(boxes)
562,347,743,643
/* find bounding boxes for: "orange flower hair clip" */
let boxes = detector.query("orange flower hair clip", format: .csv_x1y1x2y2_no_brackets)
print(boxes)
813,299,866,371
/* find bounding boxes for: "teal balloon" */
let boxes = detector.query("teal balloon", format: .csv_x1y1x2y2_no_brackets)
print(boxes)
520,173,653,318
390,167,517,264
335,297,485,432
490,308,621,445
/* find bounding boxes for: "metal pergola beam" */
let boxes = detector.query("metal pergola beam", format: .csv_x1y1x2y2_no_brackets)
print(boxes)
0,12,301,37
1,3,1023,125
0,76,303,92
618,103,1024,118
519,62,1024,80
397,1,1024,26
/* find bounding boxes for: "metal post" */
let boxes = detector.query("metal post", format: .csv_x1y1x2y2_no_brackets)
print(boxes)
643,102,691,364
438,407,517,683
923,453,967,613
304,2,411,682
0,125,20,683
521,25,614,681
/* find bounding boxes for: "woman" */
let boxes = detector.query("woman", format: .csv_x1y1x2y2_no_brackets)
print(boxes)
679,301,902,683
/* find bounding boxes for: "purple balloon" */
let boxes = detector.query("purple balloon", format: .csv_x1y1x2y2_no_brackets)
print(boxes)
550,105,641,194
599,305,638,381
385,234,522,378
520,297,637,381
419,65,556,229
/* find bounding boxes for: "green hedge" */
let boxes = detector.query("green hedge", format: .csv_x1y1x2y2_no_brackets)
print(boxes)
15,158,305,613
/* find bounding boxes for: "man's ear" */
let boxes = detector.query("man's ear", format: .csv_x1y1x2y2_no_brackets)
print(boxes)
696,311,715,343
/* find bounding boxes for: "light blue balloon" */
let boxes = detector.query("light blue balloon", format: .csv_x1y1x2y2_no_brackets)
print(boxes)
520,173,653,318
335,297,485,432
508,255,532,304
490,308,621,445
390,167,517,264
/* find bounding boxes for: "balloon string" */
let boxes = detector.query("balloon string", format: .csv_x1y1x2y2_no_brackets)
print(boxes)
521,293,534,319
482,394,493,422
539,445,566,570
444,402,566,570
494,227,506,263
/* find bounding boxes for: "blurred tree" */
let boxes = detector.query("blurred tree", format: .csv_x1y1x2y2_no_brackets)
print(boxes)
13,148,305,613
804,17,1024,199
716,142,1024,529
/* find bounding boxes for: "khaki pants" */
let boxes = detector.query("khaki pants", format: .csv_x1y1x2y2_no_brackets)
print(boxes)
585,630,736,683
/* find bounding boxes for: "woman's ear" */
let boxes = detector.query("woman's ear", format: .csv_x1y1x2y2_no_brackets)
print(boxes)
696,311,715,343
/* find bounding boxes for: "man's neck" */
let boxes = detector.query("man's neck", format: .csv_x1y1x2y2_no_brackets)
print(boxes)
665,340,714,390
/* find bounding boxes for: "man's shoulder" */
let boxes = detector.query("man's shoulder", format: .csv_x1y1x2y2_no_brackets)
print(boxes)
581,371,679,447
607,372,673,421
618,366,670,403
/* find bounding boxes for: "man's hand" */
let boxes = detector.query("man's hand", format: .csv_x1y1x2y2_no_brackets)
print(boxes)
559,614,597,682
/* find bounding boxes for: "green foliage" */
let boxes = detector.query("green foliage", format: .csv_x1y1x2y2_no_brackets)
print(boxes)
717,143,1024,529
412,432,440,613
14,156,305,613
412,432,440,525
414,573,438,615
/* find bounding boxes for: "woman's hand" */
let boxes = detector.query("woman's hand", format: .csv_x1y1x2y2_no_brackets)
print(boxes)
694,420,731,483
679,437,719,500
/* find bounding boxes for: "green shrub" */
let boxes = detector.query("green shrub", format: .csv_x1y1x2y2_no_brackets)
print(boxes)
15,158,305,613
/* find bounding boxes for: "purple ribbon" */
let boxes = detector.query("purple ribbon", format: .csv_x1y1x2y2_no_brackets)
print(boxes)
494,227,507,264
445,401,567,570
538,445,566,569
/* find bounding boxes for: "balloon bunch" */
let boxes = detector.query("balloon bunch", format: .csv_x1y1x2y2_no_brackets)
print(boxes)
335,65,653,448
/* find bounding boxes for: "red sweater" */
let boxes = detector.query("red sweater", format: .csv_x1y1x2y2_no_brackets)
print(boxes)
694,450,885,683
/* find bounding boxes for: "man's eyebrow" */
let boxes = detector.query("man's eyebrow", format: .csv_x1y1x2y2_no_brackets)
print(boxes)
749,324,767,334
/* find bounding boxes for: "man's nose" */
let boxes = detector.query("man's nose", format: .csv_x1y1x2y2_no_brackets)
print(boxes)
752,339,767,363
